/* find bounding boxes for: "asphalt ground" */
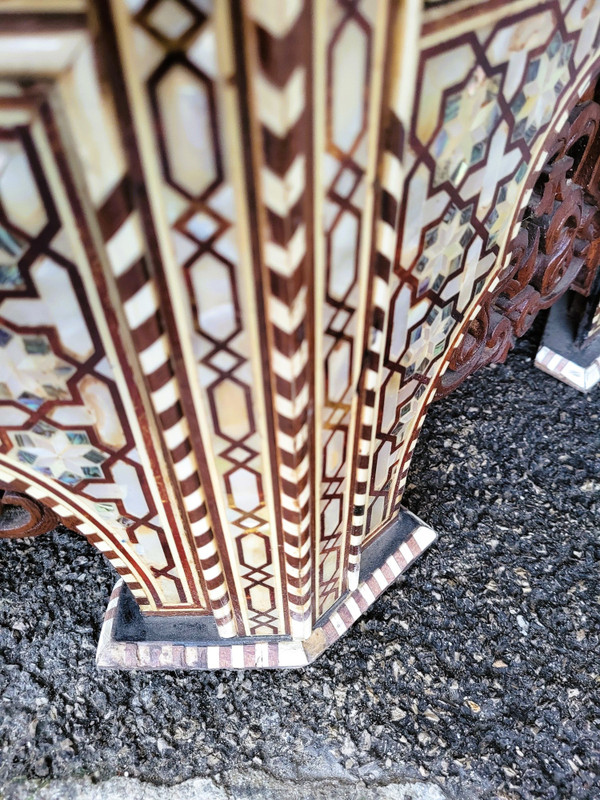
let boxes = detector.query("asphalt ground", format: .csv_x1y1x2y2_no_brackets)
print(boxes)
0,321,598,800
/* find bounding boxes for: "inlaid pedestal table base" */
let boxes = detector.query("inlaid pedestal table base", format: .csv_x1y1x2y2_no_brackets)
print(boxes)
97,509,436,670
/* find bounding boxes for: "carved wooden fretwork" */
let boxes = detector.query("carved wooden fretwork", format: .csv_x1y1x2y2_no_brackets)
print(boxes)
437,86,600,397
0,486,58,541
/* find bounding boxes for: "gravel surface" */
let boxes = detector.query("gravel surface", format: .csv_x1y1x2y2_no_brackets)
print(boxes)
0,324,599,800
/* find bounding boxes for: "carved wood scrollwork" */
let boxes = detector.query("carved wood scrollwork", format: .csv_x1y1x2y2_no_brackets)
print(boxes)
437,89,600,398
0,486,58,541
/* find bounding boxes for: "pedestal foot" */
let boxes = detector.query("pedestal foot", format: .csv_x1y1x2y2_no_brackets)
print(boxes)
96,509,437,671
535,296,600,392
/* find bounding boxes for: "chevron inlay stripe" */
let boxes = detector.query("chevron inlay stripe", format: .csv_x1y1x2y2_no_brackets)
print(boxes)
245,0,314,639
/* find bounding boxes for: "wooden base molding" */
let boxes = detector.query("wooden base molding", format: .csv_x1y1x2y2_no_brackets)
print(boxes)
96,510,437,671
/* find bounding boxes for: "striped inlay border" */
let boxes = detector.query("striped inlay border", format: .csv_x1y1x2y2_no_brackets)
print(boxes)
97,516,437,670
535,345,600,393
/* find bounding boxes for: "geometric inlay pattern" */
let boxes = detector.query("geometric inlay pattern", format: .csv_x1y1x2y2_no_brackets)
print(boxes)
361,1,600,551
130,0,284,634
317,0,380,617
0,108,190,611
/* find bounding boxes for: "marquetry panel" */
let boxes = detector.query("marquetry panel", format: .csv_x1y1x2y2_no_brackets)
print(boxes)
314,0,390,616
0,92,189,610
1,0,598,663
360,0,600,557
113,0,289,636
